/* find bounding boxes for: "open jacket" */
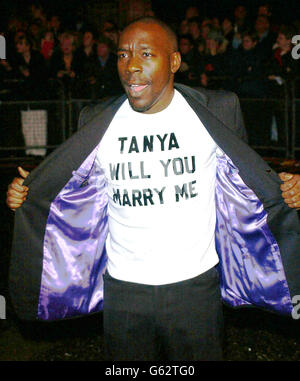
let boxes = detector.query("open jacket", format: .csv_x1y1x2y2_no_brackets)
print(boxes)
9,84,300,321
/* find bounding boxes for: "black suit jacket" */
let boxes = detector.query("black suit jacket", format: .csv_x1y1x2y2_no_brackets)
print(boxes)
9,84,300,321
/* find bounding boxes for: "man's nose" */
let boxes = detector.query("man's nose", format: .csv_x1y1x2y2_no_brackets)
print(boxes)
127,56,142,73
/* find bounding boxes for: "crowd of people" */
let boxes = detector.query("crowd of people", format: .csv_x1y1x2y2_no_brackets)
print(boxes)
0,2,300,146
0,4,124,100
1,3,299,101
175,4,299,101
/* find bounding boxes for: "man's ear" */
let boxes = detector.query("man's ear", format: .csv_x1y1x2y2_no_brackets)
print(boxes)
170,51,181,74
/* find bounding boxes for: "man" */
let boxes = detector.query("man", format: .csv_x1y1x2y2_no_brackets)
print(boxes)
227,31,267,97
92,36,123,98
6,17,300,361
175,34,203,87
254,15,277,62
13,34,48,100
233,4,248,34
50,33,77,81
266,25,299,148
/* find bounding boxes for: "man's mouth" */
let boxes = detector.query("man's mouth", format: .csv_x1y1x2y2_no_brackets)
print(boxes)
126,83,150,95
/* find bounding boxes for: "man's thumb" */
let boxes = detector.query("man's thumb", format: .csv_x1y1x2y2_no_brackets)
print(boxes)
279,172,293,181
18,166,29,179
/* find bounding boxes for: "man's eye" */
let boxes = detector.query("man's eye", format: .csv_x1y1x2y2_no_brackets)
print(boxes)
143,52,152,57
118,53,127,59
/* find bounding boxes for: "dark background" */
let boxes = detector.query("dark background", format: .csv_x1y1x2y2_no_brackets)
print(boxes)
1,0,300,27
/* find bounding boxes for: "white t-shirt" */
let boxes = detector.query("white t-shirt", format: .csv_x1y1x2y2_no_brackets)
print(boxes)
96,90,219,285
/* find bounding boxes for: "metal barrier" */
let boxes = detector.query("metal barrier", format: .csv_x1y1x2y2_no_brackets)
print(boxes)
0,77,297,161
240,96,289,156
291,77,300,159
208,75,292,158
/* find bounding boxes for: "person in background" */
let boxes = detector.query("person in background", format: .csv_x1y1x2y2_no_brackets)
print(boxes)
40,30,55,61
227,31,267,98
27,18,44,51
87,35,123,99
200,18,212,42
233,4,249,34
48,15,63,44
12,33,47,99
101,20,120,53
254,15,277,62
266,25,299,148
175,34,203,87
257,3,279,33
226,31,269,146
73,29,98,93
267,25,299,85
49,32,77,94
188,17,203,46
221,17,235,52
200,29,227,89
178,19,189,36
231,5,250,51
185,5,199,21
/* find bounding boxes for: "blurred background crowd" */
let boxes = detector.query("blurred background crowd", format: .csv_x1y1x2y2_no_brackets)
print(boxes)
1,0,299,100
1,0,300,151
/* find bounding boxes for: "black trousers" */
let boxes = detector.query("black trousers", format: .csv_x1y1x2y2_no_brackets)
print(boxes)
103,266,223,361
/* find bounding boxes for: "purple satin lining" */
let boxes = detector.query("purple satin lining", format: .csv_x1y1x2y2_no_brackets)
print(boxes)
215,152,292,314
38,146,109,320
37,148,292,320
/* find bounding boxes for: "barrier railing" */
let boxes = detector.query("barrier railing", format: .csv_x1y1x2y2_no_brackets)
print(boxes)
291,77,300,159
0,77,299,161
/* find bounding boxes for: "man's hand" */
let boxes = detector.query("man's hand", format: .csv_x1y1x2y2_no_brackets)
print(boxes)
6,167,30,211
279,172,300,210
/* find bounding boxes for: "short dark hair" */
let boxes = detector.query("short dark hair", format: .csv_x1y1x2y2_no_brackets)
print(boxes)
258,3,272,12
242,30,259,43
96,34,113,49
256,15,270,23
16,34,33,49
179,34,194,46
123,16,178,52
279,25,297,40
82,27,98,39
188,17,202,28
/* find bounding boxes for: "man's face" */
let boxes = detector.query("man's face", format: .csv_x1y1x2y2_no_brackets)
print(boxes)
117,22,180,114
185,6,199,20
235,6,246,20
179,19,189,35
179,38,193,55
255,16,269,33
61,38,73,54
206,38,218,51
50,16,60,29
258,6,270,16
242,36,256,50
16,40,29,54
277,33,291,50
189,22,200,38
222,18,232,31
83,32,94,47
97,42,109,58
